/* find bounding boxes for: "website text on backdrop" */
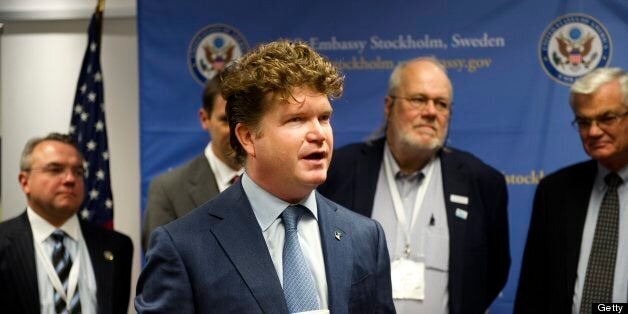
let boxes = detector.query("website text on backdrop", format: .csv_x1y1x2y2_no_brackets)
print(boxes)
135,40,395,314
0,133,133,313
318,57,510,314
515,67,628,314
142,75,243,250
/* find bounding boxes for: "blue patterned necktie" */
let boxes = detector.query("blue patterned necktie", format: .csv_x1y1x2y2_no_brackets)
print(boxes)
580,173,623,314
281,205,320,313
50,230,81,314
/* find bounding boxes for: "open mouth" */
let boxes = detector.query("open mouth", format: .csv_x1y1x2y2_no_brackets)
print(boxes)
303,151,326,160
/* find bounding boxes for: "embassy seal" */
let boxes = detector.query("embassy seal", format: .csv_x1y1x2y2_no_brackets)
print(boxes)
538,13,611,85
188,24,249,85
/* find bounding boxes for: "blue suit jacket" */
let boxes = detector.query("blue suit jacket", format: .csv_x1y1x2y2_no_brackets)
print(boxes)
135,180,395,314
318,138,510,314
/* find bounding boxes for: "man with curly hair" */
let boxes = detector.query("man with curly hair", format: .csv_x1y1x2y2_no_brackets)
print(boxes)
136,40,395,314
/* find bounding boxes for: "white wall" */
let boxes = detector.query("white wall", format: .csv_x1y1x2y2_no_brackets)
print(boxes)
0,16,140,313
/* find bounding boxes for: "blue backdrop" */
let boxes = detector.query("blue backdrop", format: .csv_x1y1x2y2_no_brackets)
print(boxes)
137,0,628,312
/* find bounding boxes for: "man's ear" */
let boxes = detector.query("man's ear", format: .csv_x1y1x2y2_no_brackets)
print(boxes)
235,123,256,157
199,108,210,131
18,171,30,195
384,95,394,120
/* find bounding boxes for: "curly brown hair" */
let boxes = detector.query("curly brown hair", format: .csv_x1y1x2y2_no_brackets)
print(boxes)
221,40,344,164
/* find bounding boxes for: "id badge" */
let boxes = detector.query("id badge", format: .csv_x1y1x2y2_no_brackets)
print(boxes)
391,257,425,300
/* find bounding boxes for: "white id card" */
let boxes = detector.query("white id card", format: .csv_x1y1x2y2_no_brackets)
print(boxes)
391,257,425,300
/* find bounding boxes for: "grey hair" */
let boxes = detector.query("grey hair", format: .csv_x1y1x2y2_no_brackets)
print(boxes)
570,67,628,108
367,57,452,143
387,56,451,100
20,133,82,171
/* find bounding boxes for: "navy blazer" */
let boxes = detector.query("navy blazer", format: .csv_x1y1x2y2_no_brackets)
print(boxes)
514,160,598,314
0,212,133,314
318,138,510,314
135,180,395,314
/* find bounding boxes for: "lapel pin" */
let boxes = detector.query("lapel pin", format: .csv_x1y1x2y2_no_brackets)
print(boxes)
103,250,114,261
334,230,342,241
450,194,469,205
455,208,468,220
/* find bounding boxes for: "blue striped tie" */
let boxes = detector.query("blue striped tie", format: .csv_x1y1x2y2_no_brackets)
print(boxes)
282,205,320,313
50,230,81,314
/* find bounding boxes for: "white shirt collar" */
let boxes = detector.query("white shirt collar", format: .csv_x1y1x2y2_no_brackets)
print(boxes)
240,172,318,232
27,207,80,243
205,142,243,191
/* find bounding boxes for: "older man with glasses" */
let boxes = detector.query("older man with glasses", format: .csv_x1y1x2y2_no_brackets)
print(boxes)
319,57,511,314
516,67,628,314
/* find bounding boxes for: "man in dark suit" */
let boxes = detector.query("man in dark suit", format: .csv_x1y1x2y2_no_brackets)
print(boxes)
142,76,242,250
515,68,628,314
135,40,395,314
318,57,510,314
0,133,133,314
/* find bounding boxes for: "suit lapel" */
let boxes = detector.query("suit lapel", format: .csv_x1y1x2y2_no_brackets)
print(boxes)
82,222,114,313
439,150,469,306
354,139,386,216
316,193,352,314
10,213,40,313
187,154,220,207
208,184,288,314
563,161,597,290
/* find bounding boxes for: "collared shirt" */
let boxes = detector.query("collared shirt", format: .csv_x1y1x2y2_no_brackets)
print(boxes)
572,164,628,314
205,142,243,192
241,172,329,310
372,143,449,314
27,208,97,314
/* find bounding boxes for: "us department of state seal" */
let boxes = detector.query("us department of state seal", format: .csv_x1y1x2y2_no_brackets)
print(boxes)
538,13,612,85
188,24,249,85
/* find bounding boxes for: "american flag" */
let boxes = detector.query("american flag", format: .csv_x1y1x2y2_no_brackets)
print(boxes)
69,8,114,229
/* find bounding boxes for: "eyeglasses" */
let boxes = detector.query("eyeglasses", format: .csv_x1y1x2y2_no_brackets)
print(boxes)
389,95,452,113
26,164,85,178
571,111,628,131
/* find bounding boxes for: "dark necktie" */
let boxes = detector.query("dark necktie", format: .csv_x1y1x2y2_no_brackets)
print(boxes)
580,173,623,314
281,205,320,313
51,230,81,314
229,175,239,185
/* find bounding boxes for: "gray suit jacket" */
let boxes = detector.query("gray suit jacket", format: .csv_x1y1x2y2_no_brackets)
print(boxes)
135,181,395,314
142,154,219,249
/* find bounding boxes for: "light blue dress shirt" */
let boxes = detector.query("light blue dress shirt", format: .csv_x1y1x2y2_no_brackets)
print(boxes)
372,144,449,314
241,172,329,310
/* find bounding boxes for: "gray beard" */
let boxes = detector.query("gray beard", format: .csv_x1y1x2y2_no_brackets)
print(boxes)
392,127,447,155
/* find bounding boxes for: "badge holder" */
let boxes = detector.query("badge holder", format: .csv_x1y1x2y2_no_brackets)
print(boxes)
391,245,425,301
